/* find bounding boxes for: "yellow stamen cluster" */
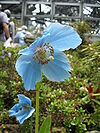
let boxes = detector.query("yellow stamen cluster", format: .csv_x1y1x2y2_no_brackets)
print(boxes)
33,43,54,65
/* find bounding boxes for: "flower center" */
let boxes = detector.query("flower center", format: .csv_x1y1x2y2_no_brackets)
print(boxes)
20,104,30,110
33,43,54,65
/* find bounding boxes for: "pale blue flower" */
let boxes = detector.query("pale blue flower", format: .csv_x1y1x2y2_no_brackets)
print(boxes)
16,23,82,90
9,94,35,124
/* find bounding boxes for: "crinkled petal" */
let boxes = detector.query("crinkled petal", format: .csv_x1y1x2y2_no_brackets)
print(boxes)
19,37,41,55
24,107,35,119
16,108,35,124
9,104,21,116
29,37,42,49
23,107,35,122
42,50,71,81
19,32,50,56
43,23,82,51
38,32,50,46
18,94,31,106
16,55,41,90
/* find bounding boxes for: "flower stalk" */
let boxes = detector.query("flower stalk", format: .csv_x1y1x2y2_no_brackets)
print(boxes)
92,93,100,96
35,85,40,133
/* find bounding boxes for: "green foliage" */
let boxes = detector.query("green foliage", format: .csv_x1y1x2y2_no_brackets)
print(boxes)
78,42,100,87
71,21,92,36
39,116,51,133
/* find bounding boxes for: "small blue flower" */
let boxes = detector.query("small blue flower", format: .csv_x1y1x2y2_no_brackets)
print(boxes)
16,23,82,90
9,94,35,124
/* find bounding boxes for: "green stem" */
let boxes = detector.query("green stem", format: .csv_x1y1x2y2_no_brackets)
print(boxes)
92,93,100,96
35,86,39,133
92,99,100,105
30,117,33,133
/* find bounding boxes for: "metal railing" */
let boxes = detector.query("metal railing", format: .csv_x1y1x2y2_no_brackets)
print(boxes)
0,0,100,24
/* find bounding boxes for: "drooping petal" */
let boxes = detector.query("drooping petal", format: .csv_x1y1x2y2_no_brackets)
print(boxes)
18,94,31,106
16,108,35,124
41,50,71,81
42,23,82,51
17,113,28,124
9,104,21,116
23,107,35,121
16,55,41,90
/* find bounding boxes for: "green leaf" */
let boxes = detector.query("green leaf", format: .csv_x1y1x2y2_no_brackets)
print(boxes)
39,115,51,133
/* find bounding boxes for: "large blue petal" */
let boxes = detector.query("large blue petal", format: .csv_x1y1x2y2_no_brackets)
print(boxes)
41,50,71,81
16,55,41,90
18,94,31,106
42,23,82,51
53,50,71,71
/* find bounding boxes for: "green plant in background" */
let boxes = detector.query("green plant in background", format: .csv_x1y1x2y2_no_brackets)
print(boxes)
70,21,92,44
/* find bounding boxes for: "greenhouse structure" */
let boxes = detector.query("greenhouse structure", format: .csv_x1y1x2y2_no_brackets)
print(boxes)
0,0,100,24
0,0,100,133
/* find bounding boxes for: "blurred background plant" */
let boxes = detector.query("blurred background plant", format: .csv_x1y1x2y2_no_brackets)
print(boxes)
70,21,92,44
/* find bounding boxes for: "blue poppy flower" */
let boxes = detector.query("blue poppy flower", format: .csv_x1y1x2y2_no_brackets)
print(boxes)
16,23,82,90
9,94,35,124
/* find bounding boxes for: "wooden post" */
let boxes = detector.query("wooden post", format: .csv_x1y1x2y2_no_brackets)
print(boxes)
80,0,84,21
21,0,25,24
51,0,55,20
